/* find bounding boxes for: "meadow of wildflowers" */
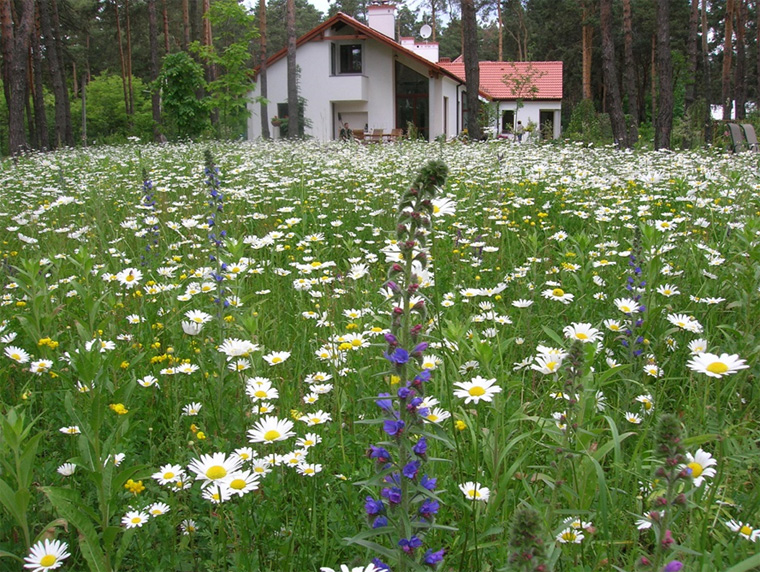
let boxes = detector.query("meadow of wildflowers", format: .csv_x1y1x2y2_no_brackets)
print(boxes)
0,139,758,572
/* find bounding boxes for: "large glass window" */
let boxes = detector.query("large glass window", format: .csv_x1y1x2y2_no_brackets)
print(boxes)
337,44,362,74
395,62,428,138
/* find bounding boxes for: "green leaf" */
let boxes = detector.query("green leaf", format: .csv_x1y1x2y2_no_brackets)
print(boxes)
345,537,397,561
0,550,23,562
42,487,108,572
724,552,760,572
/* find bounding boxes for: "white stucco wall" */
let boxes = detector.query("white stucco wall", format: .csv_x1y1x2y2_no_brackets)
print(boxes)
246,31,553,142
490,100,562,140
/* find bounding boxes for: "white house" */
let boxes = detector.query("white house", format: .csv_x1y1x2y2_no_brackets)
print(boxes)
246,3,563,142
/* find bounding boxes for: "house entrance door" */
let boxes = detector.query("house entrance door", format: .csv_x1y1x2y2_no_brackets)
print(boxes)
395,62,429,138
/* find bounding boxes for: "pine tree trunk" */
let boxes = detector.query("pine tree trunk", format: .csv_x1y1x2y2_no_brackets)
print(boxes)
182,0,190,50
600,0,627,147
622,0,638,140
148,0,162,141
31,5,49,149
203,0,217,128
581,1,593,100
39,0,71,147
162,0,170,53
114,0,130,117
26,58,36,148
654,0,673,149
2,0,34,154
431,0,436,42
722,0,735,120
259,0,270,139
462,0,480,140
50,0,72,145
125,0,134,116
497,0,502,62
684,0,699,109
734,0,746,119
286,0,298,138
702,0,712,142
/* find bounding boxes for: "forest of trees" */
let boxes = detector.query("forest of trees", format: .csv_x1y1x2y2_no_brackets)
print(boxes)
1,0,758,154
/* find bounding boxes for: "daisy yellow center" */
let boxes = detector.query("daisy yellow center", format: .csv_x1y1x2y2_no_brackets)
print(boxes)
663,290,672,295
205,465,227,480
131,517,142,524
304,468,315,474
254,390,267,398
271,357,282,364
11,353,20,360
546,361,558,371
561,531,577,542
620,305,631,313
303,440,314,446
125,274,135,282
609,325,620,331
468,386,486,397
264,430,281,441
229,478,247,490
643,401,653,410
575,332,588,340
427,414,439,421
433,205,441,213
706,362,729,374
193,317,203,323
40,555,57,567
552,288,565,297
151,509,161,515
311,417,321,423
740,525,752,536
467,490,480,498
687,462,704,478
351,339,362,347
163,471,175,480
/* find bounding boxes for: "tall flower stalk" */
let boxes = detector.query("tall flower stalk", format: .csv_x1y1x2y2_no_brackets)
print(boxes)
139,168,160,267
203,150,230,432
352,160,449,572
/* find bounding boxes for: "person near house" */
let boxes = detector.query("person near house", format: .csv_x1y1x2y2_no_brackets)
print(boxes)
515,121,525,143
339,122,352,141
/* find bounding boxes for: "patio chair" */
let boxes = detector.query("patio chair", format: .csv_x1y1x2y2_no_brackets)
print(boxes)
740,124,759,152
352,129,365,143
727,123,747,153
366,128,384,143
387,128,403,142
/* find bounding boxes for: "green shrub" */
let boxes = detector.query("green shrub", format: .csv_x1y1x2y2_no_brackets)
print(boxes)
73,73,155,144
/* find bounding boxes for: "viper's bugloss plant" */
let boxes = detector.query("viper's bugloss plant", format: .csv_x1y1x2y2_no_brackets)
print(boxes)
140,168,160,267
621,226,647,364
506,506,551,572
637,414,690,571
350,160,450,572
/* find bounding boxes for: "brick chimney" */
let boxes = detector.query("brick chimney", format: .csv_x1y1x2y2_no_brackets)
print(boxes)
367,1,396,40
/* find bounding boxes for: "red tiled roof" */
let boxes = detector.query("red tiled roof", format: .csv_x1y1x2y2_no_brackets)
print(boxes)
438,61,563,100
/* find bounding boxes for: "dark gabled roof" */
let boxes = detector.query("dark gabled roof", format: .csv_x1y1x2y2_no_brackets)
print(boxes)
256,12,467,86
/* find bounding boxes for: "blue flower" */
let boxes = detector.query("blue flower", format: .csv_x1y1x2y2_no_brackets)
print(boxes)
398,535,423,554
368,445,391,463
419,499,439,520
381,486,402,504
413,437,427,457
384,347,410,365
372,515,388,529
376,393,394,412
365,496,384,516
421,475,437,491
383,419,405,437
402,461,420,479
422,548,445,566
